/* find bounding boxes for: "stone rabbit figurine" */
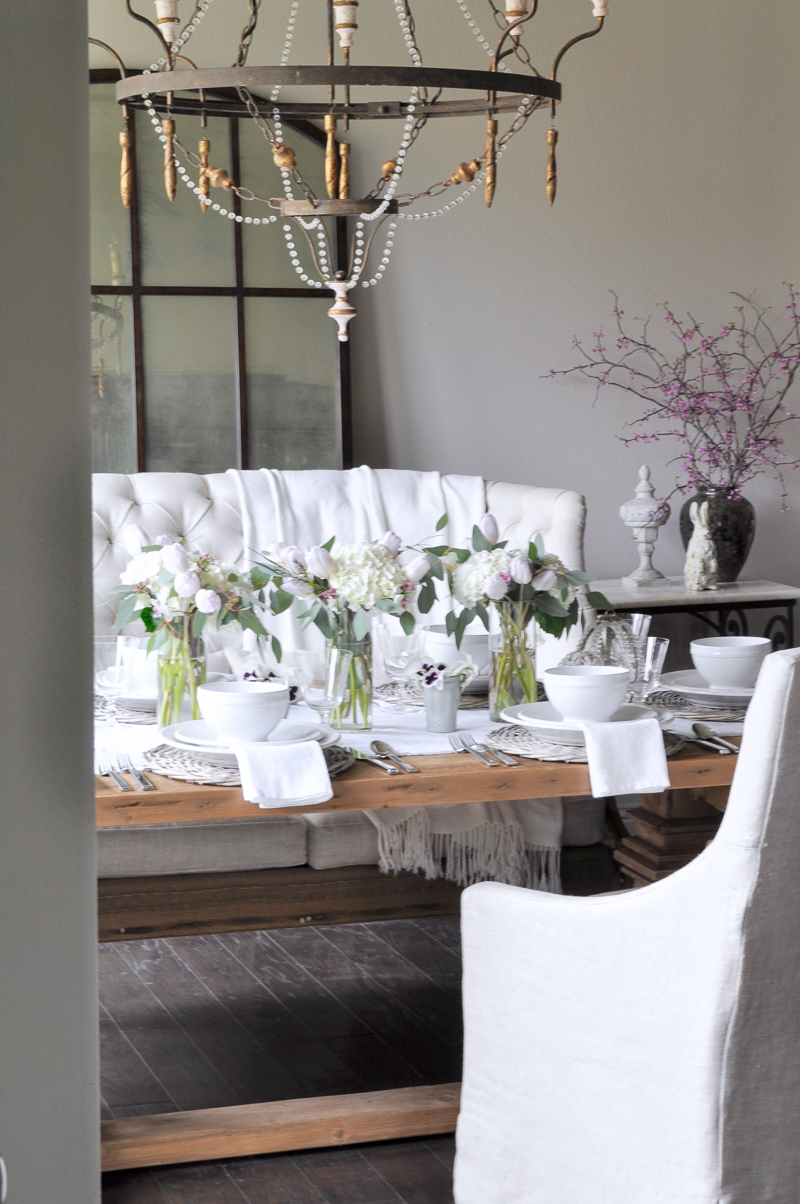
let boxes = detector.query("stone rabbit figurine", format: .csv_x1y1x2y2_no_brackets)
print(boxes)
684,500,718,591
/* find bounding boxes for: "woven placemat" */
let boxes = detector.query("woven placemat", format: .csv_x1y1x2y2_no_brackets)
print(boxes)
649,690,747,723
94,695,157,725
485,725,686,764
142,742,355,787
375,681,489,711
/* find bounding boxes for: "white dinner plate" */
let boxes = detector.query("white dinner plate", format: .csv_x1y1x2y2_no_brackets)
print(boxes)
500,702,662,747
661,669,754,706
463,675,490,696
162,719,338,767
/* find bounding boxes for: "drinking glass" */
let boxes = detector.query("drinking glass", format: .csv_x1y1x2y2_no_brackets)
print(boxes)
295,647,353,724
375,624,422,712
94,637,132,723
629,636,670,702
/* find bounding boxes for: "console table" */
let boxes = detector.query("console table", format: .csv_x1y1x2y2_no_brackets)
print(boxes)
97,744,737,1174
592,577,800,649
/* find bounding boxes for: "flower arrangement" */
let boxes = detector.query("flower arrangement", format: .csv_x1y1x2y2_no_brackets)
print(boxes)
255,533,434,728
554,290,800,506
424,514,608,718
109,525,270,727
407,658,476,690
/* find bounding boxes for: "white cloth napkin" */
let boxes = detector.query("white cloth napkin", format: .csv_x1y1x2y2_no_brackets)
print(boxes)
580,716,671,798
231,739,333,809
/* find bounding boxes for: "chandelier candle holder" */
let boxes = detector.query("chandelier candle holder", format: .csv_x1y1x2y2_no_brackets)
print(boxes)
619,465,670,589
92,0,608,340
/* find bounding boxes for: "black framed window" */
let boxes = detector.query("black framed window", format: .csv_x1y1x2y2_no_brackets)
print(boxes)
89,71,352,474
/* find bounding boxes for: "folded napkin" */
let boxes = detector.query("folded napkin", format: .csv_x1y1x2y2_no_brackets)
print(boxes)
580,716,670,799
231,740,333,809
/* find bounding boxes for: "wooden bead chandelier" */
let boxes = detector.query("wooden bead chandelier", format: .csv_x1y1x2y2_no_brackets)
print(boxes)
92,0,608,340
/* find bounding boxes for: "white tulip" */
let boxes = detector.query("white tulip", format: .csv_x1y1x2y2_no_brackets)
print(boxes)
510,554,533,584
195,588,222,614
122,523,150,556
283,577,313,598
379,530,402,558
153,533,173,547
174,570,200,598
404,553,430,583
307,546,335,577
531,568,558,591
478,513,499,544
283,544,307,573
484,573,508,600
162,542,190,574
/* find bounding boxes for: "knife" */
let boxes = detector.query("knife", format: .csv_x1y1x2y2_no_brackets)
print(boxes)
350,749,401,774
370,740,420,774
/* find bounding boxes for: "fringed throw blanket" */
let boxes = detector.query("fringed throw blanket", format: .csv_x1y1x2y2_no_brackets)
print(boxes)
229,466,564,892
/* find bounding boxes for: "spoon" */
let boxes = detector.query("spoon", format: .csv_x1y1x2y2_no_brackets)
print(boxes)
693,723,740,754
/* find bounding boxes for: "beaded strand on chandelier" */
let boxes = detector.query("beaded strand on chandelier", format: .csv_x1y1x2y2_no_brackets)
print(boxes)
95,0,608,339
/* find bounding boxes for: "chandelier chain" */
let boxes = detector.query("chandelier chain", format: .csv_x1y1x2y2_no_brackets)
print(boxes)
235,0,262,68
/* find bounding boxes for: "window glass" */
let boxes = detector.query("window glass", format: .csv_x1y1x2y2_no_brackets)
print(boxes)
92,294,136,472
245,298,340,469
142,296,238,472
137,107,235,286
89,84,131,286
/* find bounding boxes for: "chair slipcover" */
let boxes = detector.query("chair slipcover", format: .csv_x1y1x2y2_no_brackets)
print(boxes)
455,646,800,1204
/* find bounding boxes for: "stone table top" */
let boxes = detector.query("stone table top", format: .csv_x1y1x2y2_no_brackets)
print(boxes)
592,577,800,610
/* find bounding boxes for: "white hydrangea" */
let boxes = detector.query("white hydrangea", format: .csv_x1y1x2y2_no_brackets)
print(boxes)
119,549,165,587
328,542,408,610
452,548,514,606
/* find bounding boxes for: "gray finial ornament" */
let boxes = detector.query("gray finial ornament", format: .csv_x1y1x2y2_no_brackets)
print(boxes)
619,465,670,588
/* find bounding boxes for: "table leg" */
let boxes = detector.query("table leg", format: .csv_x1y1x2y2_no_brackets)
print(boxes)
614,786,729,886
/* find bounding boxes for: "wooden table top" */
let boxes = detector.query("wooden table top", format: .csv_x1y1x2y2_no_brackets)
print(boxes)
96,743,739,828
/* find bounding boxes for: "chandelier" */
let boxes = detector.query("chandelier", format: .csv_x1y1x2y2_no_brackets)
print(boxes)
92,0,608,340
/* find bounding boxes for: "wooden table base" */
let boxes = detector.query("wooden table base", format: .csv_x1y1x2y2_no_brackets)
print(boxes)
614,785,730,885
101,1083,461,1172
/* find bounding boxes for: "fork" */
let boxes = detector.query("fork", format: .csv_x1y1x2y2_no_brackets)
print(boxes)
458,731,518,767
117,751,156,790
95,758,133,791
448,732,500,767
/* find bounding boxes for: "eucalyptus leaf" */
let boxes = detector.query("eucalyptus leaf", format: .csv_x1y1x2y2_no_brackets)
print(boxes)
141,544,162,553
534,532,545,559
322,535,336,551
454,607,474,648
474,602,490,631
239,608,268,637
352,607,371,640
445,610,457,638
426,546,449,558
436,512,448,531
271,635,282,663
270,588,294,615
587,590,613,612
534,594,570,618
250,566,271,590
114,593,139,630
472,524,493,553
313,608,336,640
192,610,207,637
454,548,471,564
399,610,416,636
418,581,436,614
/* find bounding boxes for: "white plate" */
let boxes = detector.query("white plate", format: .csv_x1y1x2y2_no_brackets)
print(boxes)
500,702,661,746
118,691,158,712
661,669,754,706
162,719,338,767
463,675,489,696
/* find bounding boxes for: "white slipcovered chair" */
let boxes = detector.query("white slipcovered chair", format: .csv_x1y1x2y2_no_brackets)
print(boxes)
455,645,800,1203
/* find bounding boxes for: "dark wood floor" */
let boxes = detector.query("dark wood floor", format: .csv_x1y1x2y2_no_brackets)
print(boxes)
101,916,463,1203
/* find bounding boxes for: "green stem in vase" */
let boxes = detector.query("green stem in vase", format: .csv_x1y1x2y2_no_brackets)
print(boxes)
490,598,537,720
329,610,373,730
157,613,206,729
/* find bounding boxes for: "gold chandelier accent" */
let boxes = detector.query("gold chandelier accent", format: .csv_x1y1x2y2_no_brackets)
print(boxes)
91,0,608,341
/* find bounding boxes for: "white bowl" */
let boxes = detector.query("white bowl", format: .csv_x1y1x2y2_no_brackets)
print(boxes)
690,637,770,689
197,680,290,743
542,665,632,722
422,624,490,676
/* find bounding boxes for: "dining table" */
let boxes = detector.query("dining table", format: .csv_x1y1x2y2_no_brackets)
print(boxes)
95,696,741,1175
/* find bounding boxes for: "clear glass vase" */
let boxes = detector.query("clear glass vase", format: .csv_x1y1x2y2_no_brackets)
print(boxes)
328,610,372,730
157,611,206,730
489,600,537,721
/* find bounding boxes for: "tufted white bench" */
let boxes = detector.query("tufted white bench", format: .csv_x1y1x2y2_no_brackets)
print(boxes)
93,472,607,895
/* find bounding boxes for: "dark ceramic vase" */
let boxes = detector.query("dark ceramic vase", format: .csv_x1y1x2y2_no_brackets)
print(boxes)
679,487,756,584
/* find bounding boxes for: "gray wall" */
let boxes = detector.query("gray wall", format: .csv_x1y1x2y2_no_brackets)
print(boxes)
347,0,800,586
0,2,99,1202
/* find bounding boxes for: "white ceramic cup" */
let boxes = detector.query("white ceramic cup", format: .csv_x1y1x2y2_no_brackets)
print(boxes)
690,636,771,689
197,680,290,743
542,665,632,722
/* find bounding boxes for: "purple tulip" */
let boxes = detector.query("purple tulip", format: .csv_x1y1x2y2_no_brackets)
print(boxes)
195,588,222,614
